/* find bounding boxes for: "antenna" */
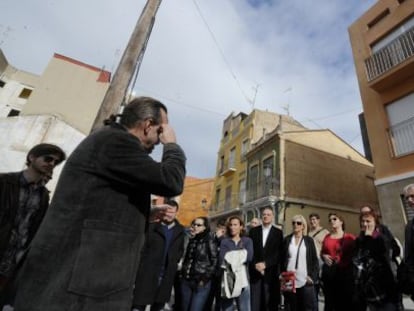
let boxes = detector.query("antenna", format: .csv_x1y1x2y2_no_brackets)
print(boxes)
248,83,261,110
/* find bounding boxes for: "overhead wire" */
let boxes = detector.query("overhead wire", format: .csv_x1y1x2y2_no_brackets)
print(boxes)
191,0,251,106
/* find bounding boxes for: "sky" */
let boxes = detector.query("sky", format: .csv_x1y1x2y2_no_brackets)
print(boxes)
0,0,377,178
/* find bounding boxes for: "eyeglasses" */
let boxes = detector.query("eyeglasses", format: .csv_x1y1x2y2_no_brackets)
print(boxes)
405,194,414,201
191,223,204,227
42,155,60,165
329,217,338,222
292,221,302,226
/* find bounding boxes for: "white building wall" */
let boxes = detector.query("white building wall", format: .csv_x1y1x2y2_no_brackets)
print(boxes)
0,115,85,192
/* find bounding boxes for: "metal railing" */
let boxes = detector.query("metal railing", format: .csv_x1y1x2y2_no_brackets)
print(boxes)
365,26,414,81
388,116,414,156
246,178,280,202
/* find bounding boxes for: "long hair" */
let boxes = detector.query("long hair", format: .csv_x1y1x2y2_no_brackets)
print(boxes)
226,215,246,237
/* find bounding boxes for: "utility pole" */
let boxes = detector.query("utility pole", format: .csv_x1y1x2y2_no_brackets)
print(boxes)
90,0,162,132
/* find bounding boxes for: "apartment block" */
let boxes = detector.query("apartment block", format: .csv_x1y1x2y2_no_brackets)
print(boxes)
349,0,414,240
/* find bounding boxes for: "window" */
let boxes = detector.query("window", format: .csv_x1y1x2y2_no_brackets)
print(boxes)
225,186,232,211
371,15,414,53
229,147,236,168
0,80,5,88
367,9,390,29
239,179,246,204
219,155,224,174
241,139,249,157
18,88,32,99
263,156,274,195
215,188,221,211
7,109,20,117
249,164,259,200
386,93,414,156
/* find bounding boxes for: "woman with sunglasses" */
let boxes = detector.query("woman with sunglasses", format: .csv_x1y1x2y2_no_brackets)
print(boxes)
321,213,356,311
280,215,319,311
219,216,253,311
180,217,217,311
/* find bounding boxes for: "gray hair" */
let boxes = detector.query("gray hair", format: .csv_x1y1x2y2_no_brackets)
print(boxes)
403,184,414,195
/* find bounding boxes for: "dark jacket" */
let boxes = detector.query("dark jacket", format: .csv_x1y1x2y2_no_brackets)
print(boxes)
281,234,319,283
249,225,283,282
14,124,186,311
354,231,399,305
0,172,49,262
405,219,414,266
133,220,185,305
181,230,218,283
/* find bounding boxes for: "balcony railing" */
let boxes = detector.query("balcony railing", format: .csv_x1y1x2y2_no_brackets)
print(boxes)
246,178,280,203
365,26,414,81
388,116,414,157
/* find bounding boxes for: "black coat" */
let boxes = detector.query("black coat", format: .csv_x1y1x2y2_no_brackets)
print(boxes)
249,225,283,282
14,124,186,311
133,221,185,305
281,234,319,283
0,172,49,262
181,230,218,282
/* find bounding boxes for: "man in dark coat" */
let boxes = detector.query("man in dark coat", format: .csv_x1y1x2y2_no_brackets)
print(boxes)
249,207,283,311
13,97,186,311
0,143,66,308
132,197,184,311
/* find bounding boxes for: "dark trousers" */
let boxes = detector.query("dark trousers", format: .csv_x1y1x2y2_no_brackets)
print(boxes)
284,285,315,311
250,278,280,311
204,274,221,311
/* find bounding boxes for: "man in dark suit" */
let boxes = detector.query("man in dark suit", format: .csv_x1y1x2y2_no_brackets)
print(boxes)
249,207,283,311
132,197,185,311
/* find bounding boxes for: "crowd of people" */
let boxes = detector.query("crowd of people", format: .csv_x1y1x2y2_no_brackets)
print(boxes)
0,96,413,311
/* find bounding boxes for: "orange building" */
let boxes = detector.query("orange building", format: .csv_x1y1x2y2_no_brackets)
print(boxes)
151,176,214,227
349,0,414,241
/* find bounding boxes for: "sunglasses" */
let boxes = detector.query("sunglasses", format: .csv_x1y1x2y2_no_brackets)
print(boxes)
292,221,302,226
42,155,60,165
329,217,338,222
192,223,204,227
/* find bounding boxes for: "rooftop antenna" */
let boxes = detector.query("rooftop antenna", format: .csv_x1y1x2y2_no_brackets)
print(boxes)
282,86,292,116
248,83,261,110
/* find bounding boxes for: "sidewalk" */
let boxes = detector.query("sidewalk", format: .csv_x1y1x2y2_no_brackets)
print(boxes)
315,295,414,311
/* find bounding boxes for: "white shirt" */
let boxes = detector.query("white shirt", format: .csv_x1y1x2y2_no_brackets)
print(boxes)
262,224,272,247
286,237,307,288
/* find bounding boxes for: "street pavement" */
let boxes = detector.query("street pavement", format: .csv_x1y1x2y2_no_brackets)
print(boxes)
3,295,414,310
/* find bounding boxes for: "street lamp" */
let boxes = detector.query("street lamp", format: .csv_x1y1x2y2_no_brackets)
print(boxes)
201,198,208,211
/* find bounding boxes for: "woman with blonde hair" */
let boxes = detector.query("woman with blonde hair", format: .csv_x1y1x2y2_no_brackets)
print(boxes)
280,215,319,311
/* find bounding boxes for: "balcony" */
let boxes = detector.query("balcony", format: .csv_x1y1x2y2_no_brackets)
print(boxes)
246,177,280,203
388,116,414,157
364,26,414,90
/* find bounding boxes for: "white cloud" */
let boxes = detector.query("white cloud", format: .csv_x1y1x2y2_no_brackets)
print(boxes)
0,0,376,177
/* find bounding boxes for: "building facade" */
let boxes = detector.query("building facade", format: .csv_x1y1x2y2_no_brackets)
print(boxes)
209,109,376,234
349,0,414,240
0,49,111,192
209,109,305,225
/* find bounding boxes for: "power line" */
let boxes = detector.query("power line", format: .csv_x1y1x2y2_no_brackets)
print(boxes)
191,0,251,106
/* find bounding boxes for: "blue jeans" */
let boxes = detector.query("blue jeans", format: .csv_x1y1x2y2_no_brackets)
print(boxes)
181,279,211,311
221,285,251,311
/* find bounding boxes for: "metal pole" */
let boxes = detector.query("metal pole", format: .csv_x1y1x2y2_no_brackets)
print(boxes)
90,0,162,132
